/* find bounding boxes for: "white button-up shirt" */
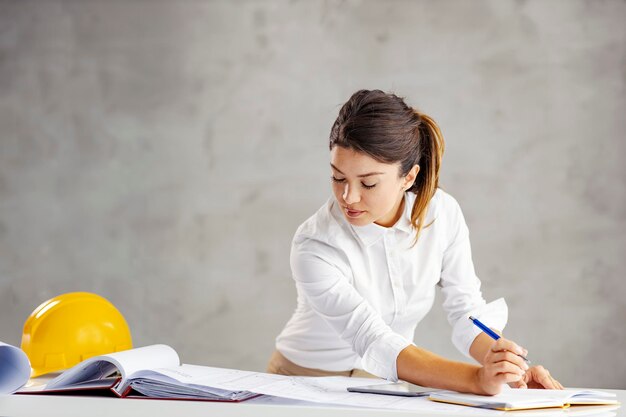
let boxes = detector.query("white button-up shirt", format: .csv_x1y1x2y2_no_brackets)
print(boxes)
276,188,508,381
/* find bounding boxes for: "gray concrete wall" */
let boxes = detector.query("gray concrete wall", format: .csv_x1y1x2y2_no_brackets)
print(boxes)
0,0,624,388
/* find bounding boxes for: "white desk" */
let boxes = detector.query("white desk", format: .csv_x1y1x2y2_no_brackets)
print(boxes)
0,389,623,417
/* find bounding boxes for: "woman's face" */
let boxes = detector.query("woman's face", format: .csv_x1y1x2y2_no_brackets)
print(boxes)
330,146,418,227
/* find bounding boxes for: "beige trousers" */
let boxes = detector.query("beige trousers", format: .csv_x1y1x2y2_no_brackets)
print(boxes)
266,350,378,379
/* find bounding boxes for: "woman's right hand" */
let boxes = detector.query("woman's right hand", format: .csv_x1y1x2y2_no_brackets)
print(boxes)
474,337,529,395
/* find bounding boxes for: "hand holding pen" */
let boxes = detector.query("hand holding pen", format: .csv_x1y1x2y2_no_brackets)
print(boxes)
469,316,563,392
469,316,530,363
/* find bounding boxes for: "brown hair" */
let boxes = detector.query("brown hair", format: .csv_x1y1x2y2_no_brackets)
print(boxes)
329,89,445,243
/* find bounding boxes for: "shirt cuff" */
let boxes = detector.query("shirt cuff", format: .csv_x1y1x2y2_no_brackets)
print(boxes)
451,298,508,359
360,333,412,381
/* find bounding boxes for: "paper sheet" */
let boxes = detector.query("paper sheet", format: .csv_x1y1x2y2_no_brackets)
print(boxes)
0,341,31,394
246,374,503,414
132,364,503,414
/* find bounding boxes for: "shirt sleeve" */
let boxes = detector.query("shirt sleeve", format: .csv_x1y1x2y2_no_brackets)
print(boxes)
291,236,412,381
439,196,508,359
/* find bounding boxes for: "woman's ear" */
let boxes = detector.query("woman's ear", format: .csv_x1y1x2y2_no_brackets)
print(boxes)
403,164,420,189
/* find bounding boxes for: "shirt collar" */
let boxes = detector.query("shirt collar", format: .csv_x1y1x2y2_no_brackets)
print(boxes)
349,192,414,247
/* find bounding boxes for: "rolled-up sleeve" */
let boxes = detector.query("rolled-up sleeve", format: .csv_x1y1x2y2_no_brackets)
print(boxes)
439,197,508,359
291,237,412,381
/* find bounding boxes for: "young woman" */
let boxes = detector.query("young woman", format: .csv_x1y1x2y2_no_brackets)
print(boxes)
268,89,562,395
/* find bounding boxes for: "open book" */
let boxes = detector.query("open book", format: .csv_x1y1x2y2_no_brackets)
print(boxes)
1,342,257,401
429,387,619,411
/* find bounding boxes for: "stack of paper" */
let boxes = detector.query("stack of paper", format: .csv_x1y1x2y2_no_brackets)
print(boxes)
123,365,262,401
128,376,258,401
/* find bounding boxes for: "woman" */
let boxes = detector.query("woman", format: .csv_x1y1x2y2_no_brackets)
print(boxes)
268,89,562,395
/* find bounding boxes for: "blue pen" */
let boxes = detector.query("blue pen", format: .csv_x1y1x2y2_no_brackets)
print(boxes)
469,316,531,364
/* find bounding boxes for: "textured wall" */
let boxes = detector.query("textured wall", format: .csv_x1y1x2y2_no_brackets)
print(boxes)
0,0,624,388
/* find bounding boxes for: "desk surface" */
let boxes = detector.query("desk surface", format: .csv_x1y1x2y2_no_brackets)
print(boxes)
0,389,623,417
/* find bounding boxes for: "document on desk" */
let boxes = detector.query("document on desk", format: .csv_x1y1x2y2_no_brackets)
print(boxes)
2,341,483,412
16,345,258,401
139,364,503,414
248,375,505,414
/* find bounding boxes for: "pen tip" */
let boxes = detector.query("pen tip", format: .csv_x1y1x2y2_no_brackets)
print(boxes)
468,316,475,321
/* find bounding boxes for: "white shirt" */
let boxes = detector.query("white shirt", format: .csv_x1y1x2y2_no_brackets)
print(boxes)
275,188,508,381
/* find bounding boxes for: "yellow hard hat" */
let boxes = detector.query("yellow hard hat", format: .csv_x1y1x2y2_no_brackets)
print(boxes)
21,292,133,377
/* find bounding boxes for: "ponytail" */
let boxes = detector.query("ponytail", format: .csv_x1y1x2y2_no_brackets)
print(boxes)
409,111,445,246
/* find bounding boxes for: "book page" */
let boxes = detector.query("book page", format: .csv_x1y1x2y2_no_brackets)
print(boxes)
429,388,618,410
566,389,619,404
0,341,31,394
45,344,179,391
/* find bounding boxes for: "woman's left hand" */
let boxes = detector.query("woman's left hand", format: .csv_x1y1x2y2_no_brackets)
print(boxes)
509,365,564,390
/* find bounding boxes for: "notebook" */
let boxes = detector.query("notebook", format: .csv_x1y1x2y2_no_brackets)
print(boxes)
428,387,619,411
